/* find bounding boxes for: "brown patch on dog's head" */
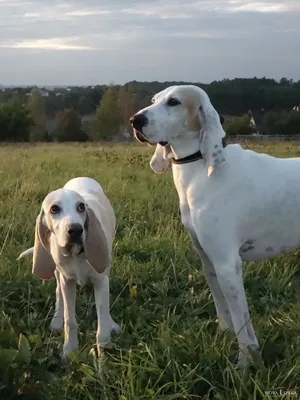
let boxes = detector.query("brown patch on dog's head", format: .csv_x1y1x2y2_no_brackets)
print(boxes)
169,86,203,132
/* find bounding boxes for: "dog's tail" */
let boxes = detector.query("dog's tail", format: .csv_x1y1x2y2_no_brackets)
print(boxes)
17,247,34,260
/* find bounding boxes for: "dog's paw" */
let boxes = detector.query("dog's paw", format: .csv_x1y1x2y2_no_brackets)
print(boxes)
50,316,64,331
236,345,261,370
61,339,79,363
110,321,121,333
96,332,112,349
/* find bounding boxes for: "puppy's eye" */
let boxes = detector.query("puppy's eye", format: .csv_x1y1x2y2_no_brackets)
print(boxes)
50,205,60,214
77,202,85,212
167,98,181,106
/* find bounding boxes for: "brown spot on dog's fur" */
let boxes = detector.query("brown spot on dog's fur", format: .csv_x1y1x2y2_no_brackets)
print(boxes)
212,152,218,157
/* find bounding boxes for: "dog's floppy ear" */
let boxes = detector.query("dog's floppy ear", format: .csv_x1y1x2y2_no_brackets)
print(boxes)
150,144,173,174
32,210,56,280
84,206,110,273
198,105,226,177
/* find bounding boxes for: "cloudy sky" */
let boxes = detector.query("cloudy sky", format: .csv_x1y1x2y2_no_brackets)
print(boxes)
0,0,300,86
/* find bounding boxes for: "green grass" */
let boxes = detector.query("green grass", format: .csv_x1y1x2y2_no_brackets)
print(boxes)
1,141,300,399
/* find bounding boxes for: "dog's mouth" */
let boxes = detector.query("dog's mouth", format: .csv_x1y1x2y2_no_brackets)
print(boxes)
133,129,168,147
133,129,155,146
62,243,84,257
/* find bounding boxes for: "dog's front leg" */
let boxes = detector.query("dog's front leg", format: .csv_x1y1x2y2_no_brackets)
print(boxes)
94,274,120,351
60,276,78,360
50,269,64,331
189,233,234,331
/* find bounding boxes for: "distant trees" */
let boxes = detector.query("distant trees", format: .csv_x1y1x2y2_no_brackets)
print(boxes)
223,115,254,135
27,89,48,141
262,110,300,135
52,108,87,142
90,86,122,140
89,85,139,140
1,78,300,141
0,100,33,141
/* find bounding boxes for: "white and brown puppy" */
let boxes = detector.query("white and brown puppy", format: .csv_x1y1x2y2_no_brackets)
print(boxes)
18,177,120,360
130,84,300,367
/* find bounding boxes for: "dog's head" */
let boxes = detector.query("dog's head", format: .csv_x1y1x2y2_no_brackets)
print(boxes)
33,189,106,279
40,189,87,255
130,85,226,176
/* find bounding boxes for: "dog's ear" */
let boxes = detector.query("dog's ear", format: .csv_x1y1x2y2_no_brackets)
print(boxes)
84,206,110,273
32,210,56,280
198,105,226,177
150,144,173,174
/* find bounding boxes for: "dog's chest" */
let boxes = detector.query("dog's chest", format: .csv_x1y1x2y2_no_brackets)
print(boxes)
57,259,93,287
172,165,207,234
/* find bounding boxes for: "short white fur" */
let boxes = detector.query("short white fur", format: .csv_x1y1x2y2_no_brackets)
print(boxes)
18,177,120,360
134,84,300,367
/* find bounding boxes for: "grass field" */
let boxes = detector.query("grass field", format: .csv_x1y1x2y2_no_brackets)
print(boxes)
1,141,300,399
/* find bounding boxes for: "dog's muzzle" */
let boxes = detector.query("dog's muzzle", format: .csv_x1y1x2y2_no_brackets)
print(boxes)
130,113,168,147
130,113,154,145
64,223,84,250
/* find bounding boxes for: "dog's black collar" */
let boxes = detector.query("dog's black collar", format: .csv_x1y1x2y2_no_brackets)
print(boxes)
172,138,227,165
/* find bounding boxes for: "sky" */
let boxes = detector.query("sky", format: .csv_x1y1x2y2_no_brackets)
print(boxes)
0,0,300,86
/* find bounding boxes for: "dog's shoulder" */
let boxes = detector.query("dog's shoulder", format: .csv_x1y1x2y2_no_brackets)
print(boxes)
225,143,280,172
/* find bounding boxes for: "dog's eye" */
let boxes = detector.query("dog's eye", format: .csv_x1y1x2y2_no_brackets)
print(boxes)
167,98,181,106
77,203,85,213
50,205,60,214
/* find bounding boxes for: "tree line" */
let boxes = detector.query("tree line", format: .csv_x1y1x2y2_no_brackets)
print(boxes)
0,77,300,142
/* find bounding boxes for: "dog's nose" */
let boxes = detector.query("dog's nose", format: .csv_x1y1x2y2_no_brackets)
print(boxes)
130,113,148,131
67,224,83,239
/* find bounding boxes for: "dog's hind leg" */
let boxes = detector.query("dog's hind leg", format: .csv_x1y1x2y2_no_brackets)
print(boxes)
211,252,259,367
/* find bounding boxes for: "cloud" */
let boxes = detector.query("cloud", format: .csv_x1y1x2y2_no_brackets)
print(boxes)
229,1,299,13
0,0,299,85
65,9,112,17
0,37,96,50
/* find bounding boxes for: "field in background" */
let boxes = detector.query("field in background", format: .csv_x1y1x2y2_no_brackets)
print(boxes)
0,142,300,399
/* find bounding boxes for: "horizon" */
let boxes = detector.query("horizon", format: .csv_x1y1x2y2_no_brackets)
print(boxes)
1,75,299,89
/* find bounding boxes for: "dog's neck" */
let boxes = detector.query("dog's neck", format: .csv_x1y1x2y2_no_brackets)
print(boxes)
169,135,201,160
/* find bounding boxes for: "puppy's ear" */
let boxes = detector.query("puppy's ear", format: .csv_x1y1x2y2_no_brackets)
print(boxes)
84,206,110,273
198,104,226,177
150,144,173,174
32,210,56,280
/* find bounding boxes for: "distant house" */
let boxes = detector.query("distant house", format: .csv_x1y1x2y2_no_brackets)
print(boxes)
248,109,265,134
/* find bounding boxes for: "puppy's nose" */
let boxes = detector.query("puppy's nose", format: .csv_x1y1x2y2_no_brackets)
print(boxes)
67,224,83,239
130,113,148,131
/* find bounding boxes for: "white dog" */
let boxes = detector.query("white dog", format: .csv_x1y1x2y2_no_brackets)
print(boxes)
18,177,120,359
130,85,300,367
